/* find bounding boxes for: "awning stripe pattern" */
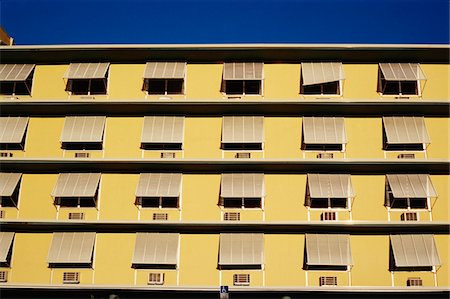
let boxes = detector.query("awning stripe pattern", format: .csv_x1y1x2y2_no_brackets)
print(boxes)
47,232,96,264
302,117,347,144
386,174,437,198
64,63,110,79
141,117,185,144
305,234,353,266
379,63,426,81
219,233,264,266
60,116,106,143
0,117,29,144
0,232,15,263
0,173,22,197
301,62,345,86
132,233,179,265
383,117,430,144
222,116,264,143
0,64,35,81
220,173,265,198
143,62,186,79
223,63,264,80
390,234,441,267
307,174,355,199
136,173,182,197
51,173,101,197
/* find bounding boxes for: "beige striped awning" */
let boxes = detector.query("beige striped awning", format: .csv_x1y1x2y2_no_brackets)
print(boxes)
0,232,15,263
143,62,186,79
301,62,345,86
47,232,96,264
379,63,426,81
307,174,355,199
141,116,185,144
0,117,29,144
132,233,179,265
219,233,264,266
0,173,22,197
64,63,110,79
136,173,182,197
386,174,437,198
51,173,101,197
222,116,264,143
305,234,353,266
0,64,35,81
383,117,430,144
223,63,264,80
302,117,347,144
221,173,265,198
60,116,106,143
390,235,441,267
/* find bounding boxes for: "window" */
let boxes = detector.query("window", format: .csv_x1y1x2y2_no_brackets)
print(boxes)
304,234,352,271
305,174,354,210
382,117,430,151
60,116,106,150
0,232,14,267
51,173,101,208
0,64,35,96
48,233,95,268
302,117,347,152
132,233,179,269
0,117,29,150
141,117,184,150
135,173,182,209
221,116,264,150
221,63,263,96
0,173,22,208
64,63,110,95
300,62,344,96
378,63,426,96
143,62,186,95
384,174,436,210
220,174,265,209
219,233,264,270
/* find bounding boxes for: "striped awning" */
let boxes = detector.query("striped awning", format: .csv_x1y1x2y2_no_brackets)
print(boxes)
221,173,265,198
0,232,15,263
305,234,353,266
379,63,426,81
47,232,96,264
60,116,106,143
390,235,441,267
0,64,35,81
132,233,179,265
386,174,437,198
383,117,430,144
223,63,264,80
64,63,110,79
302,117,347,144
143,62,186,79
51,173,101,197
141,117,185,144
301,62,345,86
135,173,182,197
307,174,355,198
0,117,29,144
222,116,264,143
0,173,22,197
219,233,264,266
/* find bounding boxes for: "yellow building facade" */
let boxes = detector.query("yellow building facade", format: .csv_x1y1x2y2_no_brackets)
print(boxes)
0,44,449,298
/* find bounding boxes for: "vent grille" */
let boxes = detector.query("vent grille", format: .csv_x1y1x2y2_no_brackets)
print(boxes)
148,273,164,285
0,210,4,219
0,271,7,283
75,152,90,158
320,211,337,221
398,153,415,159
233,274,250,286
235,152,251,159
401,212,418,221
224,212,241,221
152,213,168,221
0,152,13,158
63,272,80,284
68,212,85,220
161,152,176,159
317,153,333,159
407,277,423,287
320,276,337,286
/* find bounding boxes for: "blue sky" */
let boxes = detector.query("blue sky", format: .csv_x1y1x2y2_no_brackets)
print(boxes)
1,0,449,45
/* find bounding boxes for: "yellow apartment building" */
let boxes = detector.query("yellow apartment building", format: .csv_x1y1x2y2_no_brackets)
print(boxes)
0,44,449,298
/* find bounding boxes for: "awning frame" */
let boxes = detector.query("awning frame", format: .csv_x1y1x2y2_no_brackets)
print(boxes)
47,232,96,266
382,117,430,151
63,63,110,96
0,173,22,208
221,116,265,150
0,232,15,264
218,233,264,269
0,117,30,149
0,64,35,96
132,233,180,269
301,117,347,152
378,63,427,96
51,173,101,210
140,116,185,150
304,234,353,271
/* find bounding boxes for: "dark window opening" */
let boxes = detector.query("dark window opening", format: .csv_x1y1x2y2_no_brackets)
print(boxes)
132,263,177,270
309,198,347,209
61,142,103,150
49,263,92,269
300,78,340,95
66,79,108,95
382,127,424,151
223,80,261,95
137,197,179,208
378,70,418,96
141,143,183,150
221,143,262,151
144,79,184,95
219,264,262,270
222,198,262,209
301,133,343,151
385,183,428,209
0,70,34,96
55,196,97,208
